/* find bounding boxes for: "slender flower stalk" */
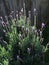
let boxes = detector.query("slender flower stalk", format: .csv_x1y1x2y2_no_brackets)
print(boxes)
40,30,42,38
34,8,36,26
26,27,29,37
16,11,18,25
0,16,3,21
28,11,31,26
28,11,31,19
23,3,26,16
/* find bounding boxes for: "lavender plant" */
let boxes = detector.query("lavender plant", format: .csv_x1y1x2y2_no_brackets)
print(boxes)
0,8,48,65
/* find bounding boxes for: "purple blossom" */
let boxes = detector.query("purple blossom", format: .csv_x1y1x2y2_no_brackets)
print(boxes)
0,16,3,19
0,16,3,21
41,22,45,28
21,8,23,13
34,8,36,12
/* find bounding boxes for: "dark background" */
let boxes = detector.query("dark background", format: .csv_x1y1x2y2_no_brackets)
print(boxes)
0,0,49,45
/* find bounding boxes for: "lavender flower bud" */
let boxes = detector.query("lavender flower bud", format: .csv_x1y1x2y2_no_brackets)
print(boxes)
0,16,3,22
16,14,18,17
21,8,23,13
16,14,18,20
34,8,36,12
41,22,45,28
27,48,31,54
17,55,20,60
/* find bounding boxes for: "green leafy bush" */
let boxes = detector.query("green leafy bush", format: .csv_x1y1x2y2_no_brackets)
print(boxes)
0,15,49,65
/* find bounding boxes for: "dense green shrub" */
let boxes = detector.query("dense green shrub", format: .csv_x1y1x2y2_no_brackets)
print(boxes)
0,15,49,65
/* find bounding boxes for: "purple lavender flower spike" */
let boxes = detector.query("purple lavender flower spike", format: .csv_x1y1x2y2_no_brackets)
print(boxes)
21,8,23,13
0,16,3,19
34,8,36,12
41,22,45,28
0,16,3,21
